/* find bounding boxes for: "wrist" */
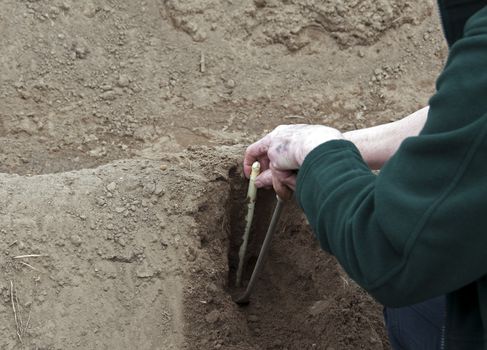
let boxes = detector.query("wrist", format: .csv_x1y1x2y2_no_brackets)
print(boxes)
297,142,322,166
298,134,344,166
344,129,382,169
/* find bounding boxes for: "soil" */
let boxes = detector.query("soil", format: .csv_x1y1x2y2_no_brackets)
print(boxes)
0,0,447,349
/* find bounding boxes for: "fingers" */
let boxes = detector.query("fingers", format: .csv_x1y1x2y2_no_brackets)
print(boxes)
255,168,296,190
272,172,293,200
282,172,297,191
255,169,273,188
271,167,296,201
247,158,297,200
243,136,271,178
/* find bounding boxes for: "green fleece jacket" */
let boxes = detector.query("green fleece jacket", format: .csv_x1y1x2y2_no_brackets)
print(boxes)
296,2,487,349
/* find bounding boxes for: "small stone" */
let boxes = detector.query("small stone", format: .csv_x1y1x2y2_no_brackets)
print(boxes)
192,30,207,42
207,283,218,293
74,45,89,59
182,21,198,34
100,84,112,91
159,219,166,229
135,261,154,278
248,315,259,322
83,4,98,18
115,207,125,213
143,182,156,196
19,90,31,100
70,234,82,246
106,182,117,192
308,300,331,316
60,2,70,11
50,6,60,15
205,309,220,324
100,90,116,101
369,336,379,343
273,339,283,347
185,247,197,262
117,74,130,87
154,183,164,196
225,79,236,89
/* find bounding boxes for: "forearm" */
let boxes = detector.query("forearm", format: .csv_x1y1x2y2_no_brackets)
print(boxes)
344,106,429,169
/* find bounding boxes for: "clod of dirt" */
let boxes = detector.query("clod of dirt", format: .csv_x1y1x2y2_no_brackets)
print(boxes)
254,0,267,8
205,309,221,324
117,74,130,88
72,42,89,59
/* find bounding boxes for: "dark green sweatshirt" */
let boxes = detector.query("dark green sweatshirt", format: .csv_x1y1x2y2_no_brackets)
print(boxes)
296,2,487,349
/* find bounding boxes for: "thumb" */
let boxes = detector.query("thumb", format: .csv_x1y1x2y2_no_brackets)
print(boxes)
271,168,294,200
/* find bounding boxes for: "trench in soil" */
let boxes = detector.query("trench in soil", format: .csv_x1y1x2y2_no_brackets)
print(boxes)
226,172,277,292
187,165,389,349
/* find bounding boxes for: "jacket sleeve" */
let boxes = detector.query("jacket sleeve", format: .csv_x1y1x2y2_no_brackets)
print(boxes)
296,7,487,307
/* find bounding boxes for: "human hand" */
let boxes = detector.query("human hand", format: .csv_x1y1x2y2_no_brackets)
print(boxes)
244,124,344,199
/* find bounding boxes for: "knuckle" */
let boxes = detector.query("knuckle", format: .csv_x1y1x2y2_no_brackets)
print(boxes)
258,144,268,154
274,125,287,132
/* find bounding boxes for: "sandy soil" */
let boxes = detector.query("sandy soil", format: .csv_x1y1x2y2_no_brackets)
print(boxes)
0,0,448,349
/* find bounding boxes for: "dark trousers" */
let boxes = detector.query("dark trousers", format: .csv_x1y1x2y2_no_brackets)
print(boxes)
384,296,446,350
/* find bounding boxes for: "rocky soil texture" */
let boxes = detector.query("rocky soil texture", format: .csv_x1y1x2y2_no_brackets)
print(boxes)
0,0,447,349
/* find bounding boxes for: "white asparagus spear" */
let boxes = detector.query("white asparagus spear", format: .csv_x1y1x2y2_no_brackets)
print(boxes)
236,161,260,287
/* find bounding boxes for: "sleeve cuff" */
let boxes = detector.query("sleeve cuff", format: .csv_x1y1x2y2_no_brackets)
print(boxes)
296,139,362,201
295,139,372,253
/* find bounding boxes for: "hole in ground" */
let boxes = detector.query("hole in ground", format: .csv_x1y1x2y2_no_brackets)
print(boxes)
226,175,276,292
186,164,388,350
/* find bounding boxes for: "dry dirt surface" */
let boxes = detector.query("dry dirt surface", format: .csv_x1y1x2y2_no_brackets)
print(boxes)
0,0,448,349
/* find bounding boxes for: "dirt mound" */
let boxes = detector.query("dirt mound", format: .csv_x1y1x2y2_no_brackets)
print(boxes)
164,0,433,50
0,155,199,349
